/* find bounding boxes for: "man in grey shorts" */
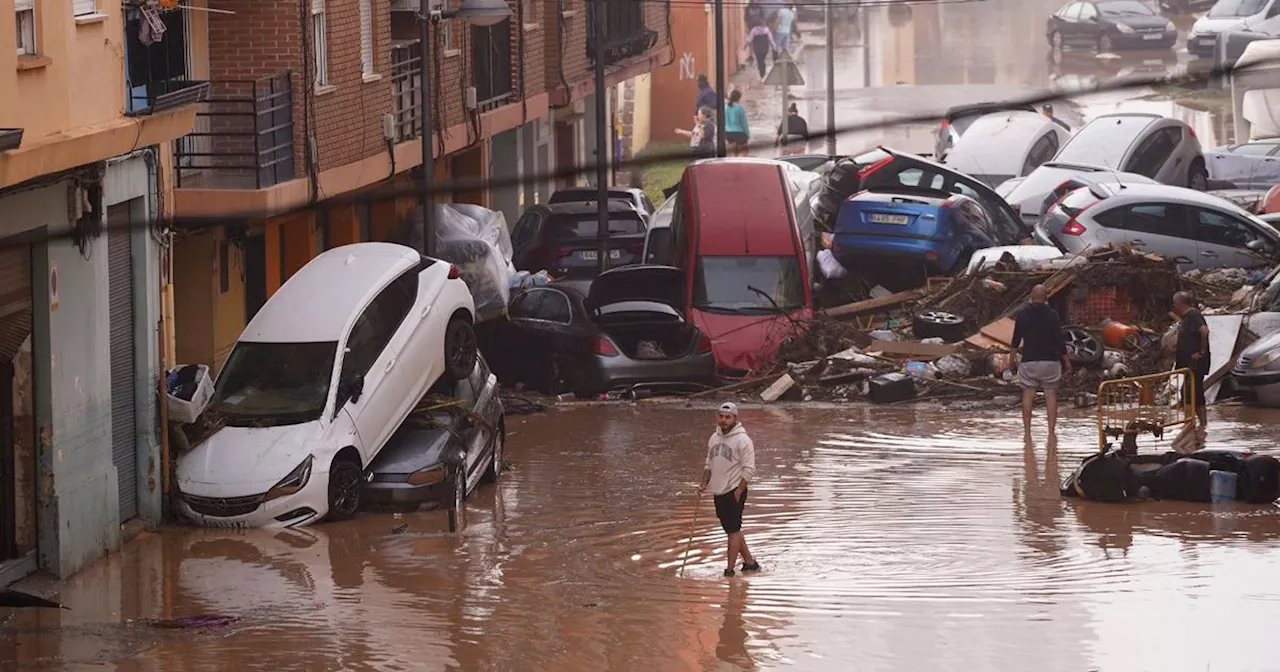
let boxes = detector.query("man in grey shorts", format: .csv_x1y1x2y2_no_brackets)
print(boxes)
1011,285,1072,439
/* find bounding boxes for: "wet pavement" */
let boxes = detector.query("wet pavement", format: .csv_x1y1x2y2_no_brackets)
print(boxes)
736,0,1231,159
5,403,1280,670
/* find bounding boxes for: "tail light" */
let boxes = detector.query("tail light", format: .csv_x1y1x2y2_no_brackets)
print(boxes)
1186,125,1197,138
858,155,895,179
625,242,644,254
540,247,572,263
447,264,460,279
939,119,950,130
592,335,619,357
697,332,713,354
1060,220,1087,236
924,250,941,261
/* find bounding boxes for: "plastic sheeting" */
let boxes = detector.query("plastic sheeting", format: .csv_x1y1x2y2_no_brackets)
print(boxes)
434,204,516,319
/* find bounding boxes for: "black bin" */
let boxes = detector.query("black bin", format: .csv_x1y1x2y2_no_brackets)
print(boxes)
869,372,915,404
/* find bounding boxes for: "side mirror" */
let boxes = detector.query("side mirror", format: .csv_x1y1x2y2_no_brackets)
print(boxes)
1247,239,1264,252
343,374,365,404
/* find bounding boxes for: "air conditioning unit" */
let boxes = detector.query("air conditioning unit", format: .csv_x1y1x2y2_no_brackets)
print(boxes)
464,86,477,111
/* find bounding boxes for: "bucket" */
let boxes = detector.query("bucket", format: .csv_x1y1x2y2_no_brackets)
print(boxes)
1209,469,1238,503
1102,320,1139,349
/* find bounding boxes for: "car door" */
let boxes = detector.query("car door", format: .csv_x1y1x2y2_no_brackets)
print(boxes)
1077,2,1101,44
1211,142,1280,189
1056,2,1082,42
1090,202,1198,268
1190,205,1280,269
1125,127,1182,184
448,363,489,489
335,270,420,463
511,209,546,269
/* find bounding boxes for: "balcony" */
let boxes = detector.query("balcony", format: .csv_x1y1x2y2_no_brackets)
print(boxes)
173,74,296,190
124,5,210,116
390,40,423,142
471,20,515,110
586,2,659,68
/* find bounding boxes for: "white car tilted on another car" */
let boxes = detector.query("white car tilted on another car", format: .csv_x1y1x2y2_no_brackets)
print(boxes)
176,243,479,528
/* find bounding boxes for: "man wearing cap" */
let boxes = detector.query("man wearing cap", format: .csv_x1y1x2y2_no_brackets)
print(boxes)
699,402,760,577
1042,103,1070,131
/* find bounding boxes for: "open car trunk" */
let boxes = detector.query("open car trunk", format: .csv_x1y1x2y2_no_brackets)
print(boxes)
597,303,701,360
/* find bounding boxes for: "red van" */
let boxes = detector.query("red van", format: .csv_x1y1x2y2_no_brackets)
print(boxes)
670,158,814,376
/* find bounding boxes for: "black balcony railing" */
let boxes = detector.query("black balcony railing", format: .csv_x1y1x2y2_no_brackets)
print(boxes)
391,40,423,141
471,20,514,109
173,74,296,190
586,1,659,67
124,6,209,116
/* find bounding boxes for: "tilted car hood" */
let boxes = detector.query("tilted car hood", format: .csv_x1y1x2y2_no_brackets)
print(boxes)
691,309,810,372
1192,16,1249,35
1239,329,1280,371
368,426,453,474
177,421,323,494
587,265,686,311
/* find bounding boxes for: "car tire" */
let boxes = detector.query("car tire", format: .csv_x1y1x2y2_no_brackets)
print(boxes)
444,317,478,381
326,458,363,522
1063,326,1105,367
1097,34,1113,53
1050,30,1064,51
1188,161,1209,191
482,422,504,484
913,310,970,342
449,463,468,511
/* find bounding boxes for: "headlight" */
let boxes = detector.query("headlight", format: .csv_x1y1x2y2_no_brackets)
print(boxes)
1166,20,1175,31
263,456,314,502
406,465,446,486
1250,350,1280,370
1116,23,1134,34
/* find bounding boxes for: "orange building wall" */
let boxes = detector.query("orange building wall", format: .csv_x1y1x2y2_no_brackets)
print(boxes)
648,4,745,145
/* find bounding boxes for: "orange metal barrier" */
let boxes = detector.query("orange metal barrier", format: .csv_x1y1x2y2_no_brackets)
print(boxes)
1096,368,1197,452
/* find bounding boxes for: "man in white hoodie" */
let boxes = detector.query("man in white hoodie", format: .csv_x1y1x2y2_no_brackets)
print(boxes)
699,402,760,577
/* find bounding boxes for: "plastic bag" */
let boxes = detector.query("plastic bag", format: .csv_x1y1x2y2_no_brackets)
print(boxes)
434,204,516,318
167,364,214,425
935,354,972,378
817,249,848,279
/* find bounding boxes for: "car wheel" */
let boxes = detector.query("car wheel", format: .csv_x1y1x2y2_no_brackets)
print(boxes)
1097,34,1113,53
1050,30,1064,51
326,459,363,522
444,317,478,381
1064,326,1105,367
482,423,504,484
1188,161,1209,191
449,464,467,511
912,310,970,342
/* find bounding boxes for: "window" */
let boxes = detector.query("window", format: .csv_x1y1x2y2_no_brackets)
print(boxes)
1063,2,1084,19
339,270,419,388
693,256,806,313
14,0,35,56
1193,208,1272,251
1126,127,1181,178
521,0,536,23
545,215,644,240
1022,133,1061,176
210,341,338,426
312,0,329,86
509,289,547,318
534,291,572,323
1078,3,1098,20
73,0,96,17
1093,203,1193,239
359,0,373,76
511,211,541,251
1230,142,1280,156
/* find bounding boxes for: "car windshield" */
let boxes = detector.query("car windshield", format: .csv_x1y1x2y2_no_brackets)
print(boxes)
1054,118,1154,169
208,341,337,427
693,256,806,314
547,215,644,240
1209,0,1268,16
1100,0,1154,15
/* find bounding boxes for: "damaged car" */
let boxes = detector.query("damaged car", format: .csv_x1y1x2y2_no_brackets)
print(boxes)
363,354,504,512
484,265,716,397
1232,328,1280,406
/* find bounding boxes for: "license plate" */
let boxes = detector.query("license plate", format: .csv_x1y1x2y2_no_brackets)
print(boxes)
581,249,622,261
1143,33,1161,40
868,213,909,225
1198,37,1215,46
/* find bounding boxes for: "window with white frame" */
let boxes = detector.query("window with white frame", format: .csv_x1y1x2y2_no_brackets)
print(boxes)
73,0,97,17
14,0,35,56
521,0,535,23
359,0,373,76
437,0,453,51
311,0,329,85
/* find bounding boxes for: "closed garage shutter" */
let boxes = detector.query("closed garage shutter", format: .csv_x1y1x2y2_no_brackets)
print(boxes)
107,204,137,522
0,245,32,363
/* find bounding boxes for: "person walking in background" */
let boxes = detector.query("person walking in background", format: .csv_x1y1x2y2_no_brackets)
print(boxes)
675,106,717,160
1173,291,1211,431
745,23,776,82
698,402,760,577
773,4,796,56
1012,284,1072,440
1042,103,1071,131
775,103,808,156
693,74,718,116
724,89,751,157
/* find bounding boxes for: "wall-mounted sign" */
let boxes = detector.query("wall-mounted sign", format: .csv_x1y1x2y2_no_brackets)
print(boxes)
49,263,59,312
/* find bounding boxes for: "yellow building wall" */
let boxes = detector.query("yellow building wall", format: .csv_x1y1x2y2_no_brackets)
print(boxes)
630,74,653,155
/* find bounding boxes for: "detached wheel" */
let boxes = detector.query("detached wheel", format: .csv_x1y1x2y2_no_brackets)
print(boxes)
913,310,970,342
444,317,478,381
326,459,363,522
482,422,505,484
1064,326,1105,367
1188,161,1209,191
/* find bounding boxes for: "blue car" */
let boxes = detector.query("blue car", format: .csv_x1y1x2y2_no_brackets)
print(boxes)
831,186,1020,290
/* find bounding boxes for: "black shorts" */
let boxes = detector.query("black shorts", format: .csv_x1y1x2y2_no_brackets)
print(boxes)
726,132,749,145
713,488,748,534
1184,370,1207,410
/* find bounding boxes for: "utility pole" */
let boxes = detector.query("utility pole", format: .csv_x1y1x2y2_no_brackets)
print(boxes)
825,0,835,155
417,0,436,257
713,0,726,157
593,0,610,277
860,0,871,89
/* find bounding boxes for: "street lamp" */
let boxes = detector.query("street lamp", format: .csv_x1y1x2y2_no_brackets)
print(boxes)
416,0,513,257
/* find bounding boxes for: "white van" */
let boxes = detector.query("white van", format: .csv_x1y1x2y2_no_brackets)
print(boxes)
1188,0,1280,56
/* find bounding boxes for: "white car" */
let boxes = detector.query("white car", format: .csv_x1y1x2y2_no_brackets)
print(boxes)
176,243,479,528
942,110,1071,188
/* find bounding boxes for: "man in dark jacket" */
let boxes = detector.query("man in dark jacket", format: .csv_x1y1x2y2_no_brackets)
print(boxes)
1011,284,1072,439
1173,291,1210,429
693,74,718,116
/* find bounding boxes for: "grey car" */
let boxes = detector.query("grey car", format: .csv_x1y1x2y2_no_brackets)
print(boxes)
933,101,1039,161
363,354,505,512
548,187,656,217
1204,138,1280,190
998,161,1158,223
1232,329,1280,407
1036,182,1280,269
1051,112,1210,190
944,111,1072,188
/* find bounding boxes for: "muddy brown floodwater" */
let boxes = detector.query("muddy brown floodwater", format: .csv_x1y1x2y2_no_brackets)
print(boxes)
4,404,1280,671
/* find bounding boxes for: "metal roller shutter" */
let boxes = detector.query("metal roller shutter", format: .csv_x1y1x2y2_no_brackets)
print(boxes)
107,205,138,522
0,245,32,362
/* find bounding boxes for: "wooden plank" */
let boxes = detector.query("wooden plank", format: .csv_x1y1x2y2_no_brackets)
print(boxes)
823,288,928,319
1203,314,1245,404
979,317,1018,347
866,340,958,360
965,333,1012,351
760,374,796,402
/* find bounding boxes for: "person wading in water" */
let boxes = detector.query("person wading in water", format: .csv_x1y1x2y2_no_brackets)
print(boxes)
1173,291,1211,431
1012,284,1071,440
699,402,760,577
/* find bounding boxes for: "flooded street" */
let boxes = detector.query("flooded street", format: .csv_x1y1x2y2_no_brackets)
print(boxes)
6,404,1280,671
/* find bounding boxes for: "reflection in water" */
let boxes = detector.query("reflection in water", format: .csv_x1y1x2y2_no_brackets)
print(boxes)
3,405,1280,670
